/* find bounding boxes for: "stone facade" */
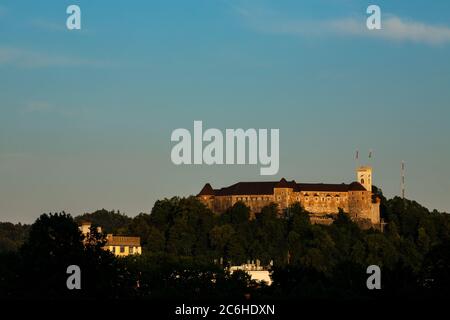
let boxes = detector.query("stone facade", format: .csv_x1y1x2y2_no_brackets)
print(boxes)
105,234,142,257
197,166,381,225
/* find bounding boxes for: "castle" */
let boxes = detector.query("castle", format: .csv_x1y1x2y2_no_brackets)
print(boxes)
197,166,381,226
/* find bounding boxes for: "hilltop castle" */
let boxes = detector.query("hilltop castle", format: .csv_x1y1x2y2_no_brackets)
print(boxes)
197,166,381,226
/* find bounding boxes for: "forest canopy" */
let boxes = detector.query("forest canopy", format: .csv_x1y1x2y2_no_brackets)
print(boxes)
0,192,449,300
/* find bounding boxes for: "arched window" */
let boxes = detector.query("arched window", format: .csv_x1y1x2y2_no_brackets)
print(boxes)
361,178,365,184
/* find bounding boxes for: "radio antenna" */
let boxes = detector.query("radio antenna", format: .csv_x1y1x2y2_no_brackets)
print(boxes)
401,161,406,199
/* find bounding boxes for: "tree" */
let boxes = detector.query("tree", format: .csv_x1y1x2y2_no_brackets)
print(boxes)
417,227,430,253
14,213,135,299
253,204,287,265
221,202,250,225
166,216,196,256
209,224,235,258
421,240,450,296
75,209,132,234
0,222,30,253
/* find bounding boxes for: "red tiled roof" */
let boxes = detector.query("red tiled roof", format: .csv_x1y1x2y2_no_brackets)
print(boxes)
215,181,277,196
106,235,141,246
198,183,215,196
348,181,367,191
198,179,367,196
275,178,297,188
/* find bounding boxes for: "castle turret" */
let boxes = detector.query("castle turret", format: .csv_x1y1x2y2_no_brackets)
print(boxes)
356,166,372,192
197,183,216,211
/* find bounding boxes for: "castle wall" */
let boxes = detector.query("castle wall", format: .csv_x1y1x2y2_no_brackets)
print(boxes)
232,195,274,218
199,189,380,226
370,200,381,224
348,190,379,223
299,191,349,214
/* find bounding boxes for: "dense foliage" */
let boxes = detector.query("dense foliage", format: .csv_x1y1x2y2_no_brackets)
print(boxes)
0,192,449,300
0,222,30,252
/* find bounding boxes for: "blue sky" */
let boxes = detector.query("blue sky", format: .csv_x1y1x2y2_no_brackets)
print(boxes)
1,0,449,223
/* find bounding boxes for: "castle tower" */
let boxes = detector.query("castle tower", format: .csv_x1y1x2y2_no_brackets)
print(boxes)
356,166,372,192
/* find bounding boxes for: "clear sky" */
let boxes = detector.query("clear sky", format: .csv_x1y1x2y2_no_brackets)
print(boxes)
1,0,449,223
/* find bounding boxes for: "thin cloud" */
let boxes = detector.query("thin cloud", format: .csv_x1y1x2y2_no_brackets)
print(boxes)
20,101,81,117
383,16,450,44
0,46,112,68
23,101,53,113
234,5,450,45
29,18,93,34
30,19,67,32
332,16,450,45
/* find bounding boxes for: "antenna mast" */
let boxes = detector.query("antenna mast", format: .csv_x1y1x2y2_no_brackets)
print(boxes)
401,161,406,199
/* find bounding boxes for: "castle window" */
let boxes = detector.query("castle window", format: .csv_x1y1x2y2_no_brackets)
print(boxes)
361,179,365,184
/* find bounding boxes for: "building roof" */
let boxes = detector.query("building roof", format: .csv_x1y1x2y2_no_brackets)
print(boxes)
275,178,295,188
198,183,215,196
106,235,141,247
198,179,367,196
348,181,367,191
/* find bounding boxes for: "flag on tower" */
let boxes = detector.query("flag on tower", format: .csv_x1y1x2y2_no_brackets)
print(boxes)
355,150,359,160
369,149,373,158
